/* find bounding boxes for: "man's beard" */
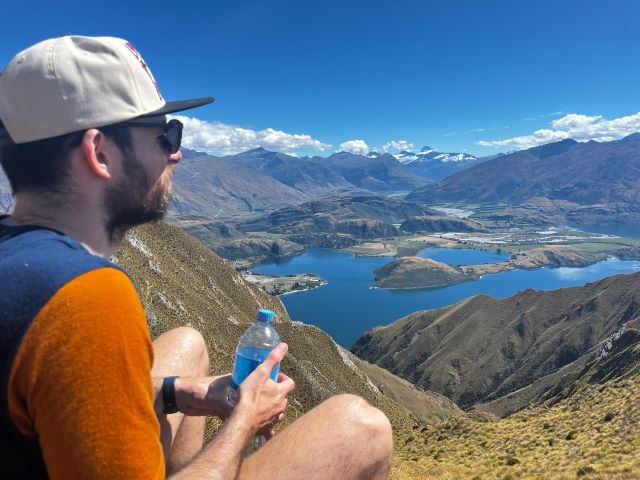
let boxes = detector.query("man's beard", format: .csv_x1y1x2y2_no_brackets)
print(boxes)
103,152,173,243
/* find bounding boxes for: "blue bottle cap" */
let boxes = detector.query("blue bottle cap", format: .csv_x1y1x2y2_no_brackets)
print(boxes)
257,308,274,323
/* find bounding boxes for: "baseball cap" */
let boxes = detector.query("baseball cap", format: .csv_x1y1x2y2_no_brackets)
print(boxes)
0,35,213,144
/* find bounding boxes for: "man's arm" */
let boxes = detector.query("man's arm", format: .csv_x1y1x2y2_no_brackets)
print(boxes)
7,268,165,479
169,406,253,479
169,343,295,480
152,374,235,419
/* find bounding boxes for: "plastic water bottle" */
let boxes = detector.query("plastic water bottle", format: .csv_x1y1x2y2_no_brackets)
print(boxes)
231,308,281,453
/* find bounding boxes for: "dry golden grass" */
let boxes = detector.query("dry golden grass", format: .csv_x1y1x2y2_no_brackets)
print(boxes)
390,373,640,479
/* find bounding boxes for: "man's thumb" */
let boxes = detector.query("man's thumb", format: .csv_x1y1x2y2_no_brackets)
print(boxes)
260,343,288,373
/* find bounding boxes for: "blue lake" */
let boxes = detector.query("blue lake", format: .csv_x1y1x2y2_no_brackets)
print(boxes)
252,248,640,348
416,247,509,265
570,223,640,241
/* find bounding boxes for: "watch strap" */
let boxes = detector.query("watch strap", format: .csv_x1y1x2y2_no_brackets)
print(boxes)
162,376,180,414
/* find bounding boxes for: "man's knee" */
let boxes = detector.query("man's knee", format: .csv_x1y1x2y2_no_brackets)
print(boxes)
323,394,393,446
170,326,209,375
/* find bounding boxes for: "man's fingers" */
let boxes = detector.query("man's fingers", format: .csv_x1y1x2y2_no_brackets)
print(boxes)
258,342,288,374
277,373,295,394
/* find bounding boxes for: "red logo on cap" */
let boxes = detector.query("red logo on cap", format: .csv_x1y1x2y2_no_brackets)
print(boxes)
124,42,163,101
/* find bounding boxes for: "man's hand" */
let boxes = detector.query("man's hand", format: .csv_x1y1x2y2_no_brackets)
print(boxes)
173,374,236,419
167,343,295,480
235,343,295,436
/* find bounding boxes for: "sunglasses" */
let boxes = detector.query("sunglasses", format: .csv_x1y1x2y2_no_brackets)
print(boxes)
125,118,183,154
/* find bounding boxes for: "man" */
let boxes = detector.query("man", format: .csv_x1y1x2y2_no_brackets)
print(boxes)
0,35,393,479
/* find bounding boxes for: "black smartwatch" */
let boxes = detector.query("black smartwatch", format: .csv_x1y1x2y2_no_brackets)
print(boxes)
162,376,180,414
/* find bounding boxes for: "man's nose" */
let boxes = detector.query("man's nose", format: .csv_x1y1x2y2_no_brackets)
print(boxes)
168,150,182,165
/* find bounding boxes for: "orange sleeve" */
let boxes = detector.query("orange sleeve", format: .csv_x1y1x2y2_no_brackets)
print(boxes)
7,267,165,479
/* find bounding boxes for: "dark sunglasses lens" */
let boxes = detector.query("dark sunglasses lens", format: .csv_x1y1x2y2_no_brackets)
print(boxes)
164,120,183,154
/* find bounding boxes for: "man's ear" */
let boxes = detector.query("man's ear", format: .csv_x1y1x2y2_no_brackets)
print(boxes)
80,129,113,180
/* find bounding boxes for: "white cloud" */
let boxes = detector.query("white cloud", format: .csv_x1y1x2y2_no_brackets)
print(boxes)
338,139,370,155
172,115,331,155
522,111,564,121
381,140,414,153
550,113,601,130
478,111,640,150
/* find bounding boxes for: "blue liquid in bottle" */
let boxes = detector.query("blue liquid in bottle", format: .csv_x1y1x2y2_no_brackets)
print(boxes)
231,346,280,389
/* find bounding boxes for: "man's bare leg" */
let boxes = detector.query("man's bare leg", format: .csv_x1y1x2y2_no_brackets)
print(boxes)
238,394,394,480
152,327,209,475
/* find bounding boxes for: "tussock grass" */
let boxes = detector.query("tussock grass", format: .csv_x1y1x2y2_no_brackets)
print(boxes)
391,374,640,479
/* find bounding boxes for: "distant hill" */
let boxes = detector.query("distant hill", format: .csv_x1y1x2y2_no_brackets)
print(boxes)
171,149,309,218
318,151,430,192
407,134,640,223
187,196,489,265
238,195,438,238
171,148,430,220
213,148,435,197
352,270,640,415
223,148,359,197
399,215,485,233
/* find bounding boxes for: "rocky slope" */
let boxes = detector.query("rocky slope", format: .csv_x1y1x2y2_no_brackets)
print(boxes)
352,271,640,414
539,328,640,406
113,222,461,449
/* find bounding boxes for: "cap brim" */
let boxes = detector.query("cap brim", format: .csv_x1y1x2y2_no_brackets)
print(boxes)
141,96,214,117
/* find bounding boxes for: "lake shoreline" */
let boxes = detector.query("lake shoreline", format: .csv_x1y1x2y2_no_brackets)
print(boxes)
252,246,640,347
242,271,327,296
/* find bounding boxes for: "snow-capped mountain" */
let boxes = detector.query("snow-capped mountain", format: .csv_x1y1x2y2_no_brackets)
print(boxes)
369,146,480,181
393,146,477,165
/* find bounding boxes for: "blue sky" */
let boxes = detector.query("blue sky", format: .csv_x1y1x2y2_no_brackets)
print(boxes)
3,0,640,157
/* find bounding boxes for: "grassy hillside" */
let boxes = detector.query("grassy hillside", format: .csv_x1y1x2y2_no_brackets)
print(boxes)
392,331,640,479
114,222,460,473
115,222,640,478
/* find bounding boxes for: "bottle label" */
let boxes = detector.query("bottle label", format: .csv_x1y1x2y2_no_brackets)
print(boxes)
231,346,280,389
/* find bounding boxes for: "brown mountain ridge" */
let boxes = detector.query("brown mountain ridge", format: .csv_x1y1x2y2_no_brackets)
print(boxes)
352,271,640,416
